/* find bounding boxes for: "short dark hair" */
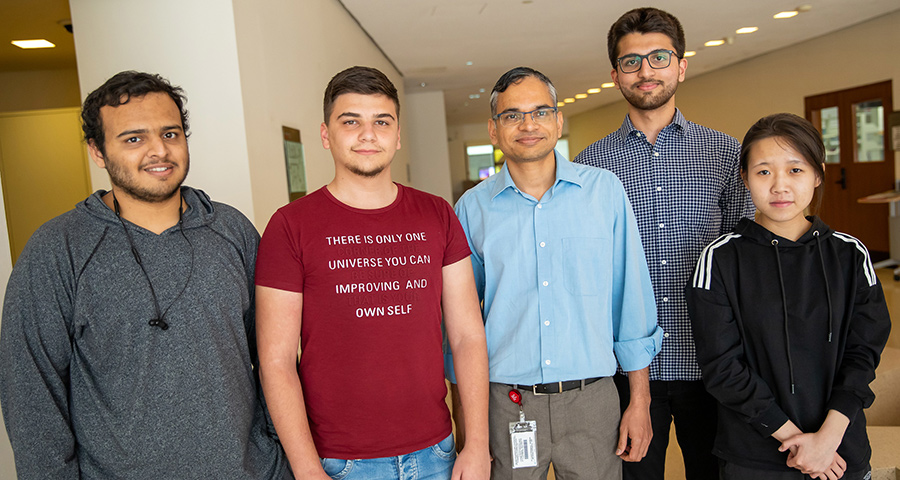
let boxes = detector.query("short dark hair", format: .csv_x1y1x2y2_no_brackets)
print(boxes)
82,71,189,157
741,113,827,213
607,8,685,69
323,66,399,124
490,67,558,116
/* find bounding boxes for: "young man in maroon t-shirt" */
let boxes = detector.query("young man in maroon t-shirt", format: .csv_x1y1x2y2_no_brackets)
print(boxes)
255,66,489,480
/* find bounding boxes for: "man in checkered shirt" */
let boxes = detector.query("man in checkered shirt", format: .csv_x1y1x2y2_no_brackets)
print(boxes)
574,7,754,480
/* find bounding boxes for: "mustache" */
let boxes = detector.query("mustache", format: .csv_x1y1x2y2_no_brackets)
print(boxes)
631,80,663,88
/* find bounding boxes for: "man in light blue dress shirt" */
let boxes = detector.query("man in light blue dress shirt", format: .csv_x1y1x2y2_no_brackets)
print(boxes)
445,67,662,480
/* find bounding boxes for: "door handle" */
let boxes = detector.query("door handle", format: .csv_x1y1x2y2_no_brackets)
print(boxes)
836,167,847,190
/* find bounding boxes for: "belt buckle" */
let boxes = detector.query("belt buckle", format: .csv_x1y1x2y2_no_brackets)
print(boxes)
532,381,562,395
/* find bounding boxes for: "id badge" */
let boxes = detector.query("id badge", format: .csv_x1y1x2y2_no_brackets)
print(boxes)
507,389,538,469
509,419,538,468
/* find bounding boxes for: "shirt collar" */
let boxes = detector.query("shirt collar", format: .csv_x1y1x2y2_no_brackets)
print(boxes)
491,150,581,201
616,107,688,142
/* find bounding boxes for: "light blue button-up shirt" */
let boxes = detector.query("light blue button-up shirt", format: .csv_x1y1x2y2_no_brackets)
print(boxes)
445,153,662,385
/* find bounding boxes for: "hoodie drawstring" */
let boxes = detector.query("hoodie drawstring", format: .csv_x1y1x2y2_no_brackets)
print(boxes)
813,230,834,343
771,239,796,395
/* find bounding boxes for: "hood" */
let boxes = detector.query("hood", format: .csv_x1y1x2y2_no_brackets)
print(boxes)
76,186,216,231
733,215,834,248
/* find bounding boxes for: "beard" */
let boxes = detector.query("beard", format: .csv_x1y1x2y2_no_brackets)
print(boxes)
106,156,189,203
621,80,678,111
347,162,388,178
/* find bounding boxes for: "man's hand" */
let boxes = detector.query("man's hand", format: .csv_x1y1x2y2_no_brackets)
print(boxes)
617,368,652,462
616,400,652,461
781,432,844,477
451,444,491,480
805,453,847,480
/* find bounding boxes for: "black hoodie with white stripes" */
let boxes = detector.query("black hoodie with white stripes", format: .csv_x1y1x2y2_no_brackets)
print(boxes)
686,216,891,473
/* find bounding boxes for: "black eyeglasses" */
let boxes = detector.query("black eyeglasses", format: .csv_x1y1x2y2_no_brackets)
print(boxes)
616,49,680,74
493,107,558,127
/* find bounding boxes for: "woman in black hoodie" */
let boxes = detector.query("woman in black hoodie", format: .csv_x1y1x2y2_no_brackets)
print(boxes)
687,113,891,480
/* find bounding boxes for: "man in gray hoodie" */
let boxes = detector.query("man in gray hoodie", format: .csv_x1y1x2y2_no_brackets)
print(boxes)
0,71,291,479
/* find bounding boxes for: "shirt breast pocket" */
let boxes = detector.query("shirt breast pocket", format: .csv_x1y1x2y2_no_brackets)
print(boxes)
561,237,610,296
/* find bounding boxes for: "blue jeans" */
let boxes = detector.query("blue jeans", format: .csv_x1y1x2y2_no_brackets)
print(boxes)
320,434,456,480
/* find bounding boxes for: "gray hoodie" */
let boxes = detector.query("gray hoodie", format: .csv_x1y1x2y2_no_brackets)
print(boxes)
0,187,290,479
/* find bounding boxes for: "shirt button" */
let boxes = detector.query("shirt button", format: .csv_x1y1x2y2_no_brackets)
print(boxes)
636,132,642,137
537,204,543,209
545,359,551,365
653,152,660,157
544,320,550,326
656,186,662,192
663,332,670,338
661,260,667,265
542,281,549,286
659,223,665,228
662,297,669,302
540,242,546,247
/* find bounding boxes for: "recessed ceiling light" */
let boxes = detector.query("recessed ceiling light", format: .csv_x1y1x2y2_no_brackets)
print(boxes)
774,10,798,18
601,82,615,89
563,98,575,104
466,61,473,66
587,88,601,94
704,39,726,47
468,94,480,99
12,39,56,49
557,101,565,107
736,27,758,34
420,82,426,87
479,88,485,93
575,93,588,99
684,51,697,57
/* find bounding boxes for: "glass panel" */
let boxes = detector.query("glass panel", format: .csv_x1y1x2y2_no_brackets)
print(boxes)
820,106,840,164
854,100,884,163
467,144,496,181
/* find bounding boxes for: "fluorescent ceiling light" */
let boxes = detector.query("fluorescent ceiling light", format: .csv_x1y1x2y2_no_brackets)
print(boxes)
563,98,575,104
736,27,758,34
557,102,565,107
684,51,697,57
704,39,725,47
601,82,615,88
774,11,798,18
587,88,601,94
575,93,588,99
12,39,55,49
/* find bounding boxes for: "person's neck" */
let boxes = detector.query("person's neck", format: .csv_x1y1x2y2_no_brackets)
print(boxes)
627,101,676,145
506,152,556,201
327,170,398,209
103,188,184,235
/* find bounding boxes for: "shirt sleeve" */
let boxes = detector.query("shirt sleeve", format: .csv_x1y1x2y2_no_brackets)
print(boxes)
610,179,663,371
0,236,80,479
255,209,304,293
686,248,790,437
826,249,892,421
719,141,754,234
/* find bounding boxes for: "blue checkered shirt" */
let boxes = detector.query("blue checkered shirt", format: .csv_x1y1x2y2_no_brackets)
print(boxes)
574,109,754,381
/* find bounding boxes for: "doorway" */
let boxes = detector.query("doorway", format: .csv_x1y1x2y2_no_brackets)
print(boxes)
805,80,894,258
0,107,92,264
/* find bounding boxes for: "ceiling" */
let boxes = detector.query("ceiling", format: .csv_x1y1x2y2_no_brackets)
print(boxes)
3,0,897,126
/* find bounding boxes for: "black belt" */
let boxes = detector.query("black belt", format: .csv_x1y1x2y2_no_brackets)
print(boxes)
508,377,602,395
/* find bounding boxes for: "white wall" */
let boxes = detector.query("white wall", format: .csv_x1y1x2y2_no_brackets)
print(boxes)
232,0,409,228
70,0,257,222
405,90,453,202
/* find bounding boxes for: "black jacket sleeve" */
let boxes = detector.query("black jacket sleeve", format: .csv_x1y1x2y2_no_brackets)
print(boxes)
827,251,891,422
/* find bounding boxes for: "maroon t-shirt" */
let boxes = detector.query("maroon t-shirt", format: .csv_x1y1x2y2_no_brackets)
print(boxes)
256,184,470,459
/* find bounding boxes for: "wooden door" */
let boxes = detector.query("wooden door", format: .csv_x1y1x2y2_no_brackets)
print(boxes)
805,80,893,258
0,108,92,264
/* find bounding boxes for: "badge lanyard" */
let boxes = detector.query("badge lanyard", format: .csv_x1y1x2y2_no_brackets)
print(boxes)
508,389,538,469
